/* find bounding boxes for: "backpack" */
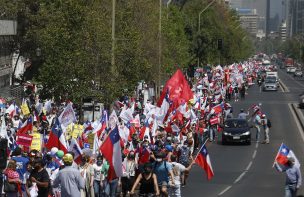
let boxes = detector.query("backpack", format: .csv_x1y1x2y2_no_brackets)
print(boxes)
179,147,190,166
267,119,272,128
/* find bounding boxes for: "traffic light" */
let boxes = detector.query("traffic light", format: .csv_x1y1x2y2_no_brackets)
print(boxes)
217,39,223,50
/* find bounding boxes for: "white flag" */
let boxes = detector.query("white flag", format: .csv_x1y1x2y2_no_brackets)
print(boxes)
59,103,76,127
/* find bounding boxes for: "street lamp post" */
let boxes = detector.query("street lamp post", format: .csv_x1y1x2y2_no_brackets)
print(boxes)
167,0,172,19
91,100,95,121
197,0,217,67
111,0,116,76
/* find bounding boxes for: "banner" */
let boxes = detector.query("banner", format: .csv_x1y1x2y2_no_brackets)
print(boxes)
88,133,95,149
72,124,84,139
59,103,76,127
16,134,33,147
21,103,30,116
31,133,41,151
66,124,84,139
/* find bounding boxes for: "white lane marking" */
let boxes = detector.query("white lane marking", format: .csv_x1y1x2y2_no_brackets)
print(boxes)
218,186,232,196
252,150,257,159
255,142,259,149
234,172,246,184
288,103,304,143
279,70,303,91
260,86,262,93
246,161,253,171
279,82,285,92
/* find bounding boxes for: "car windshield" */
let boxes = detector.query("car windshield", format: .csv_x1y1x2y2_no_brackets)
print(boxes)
225,120,248,128
265,78,276,83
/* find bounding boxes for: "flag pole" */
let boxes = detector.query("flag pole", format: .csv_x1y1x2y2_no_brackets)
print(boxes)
272,142,283,168
194,138,209,161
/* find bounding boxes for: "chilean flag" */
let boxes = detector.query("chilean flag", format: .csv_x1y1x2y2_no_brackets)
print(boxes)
69,138,83,164
210,103,224,115
139,121,150,141
100,126,123,180
17,116,33,135
0,98,5,108
45,118,68,153
195,144,214,180
126,122,136,141
6,102,20,118
94,110,108,138
274,143,300,167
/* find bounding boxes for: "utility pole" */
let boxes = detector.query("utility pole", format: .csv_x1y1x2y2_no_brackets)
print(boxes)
111,0,116,76
158,0,162,97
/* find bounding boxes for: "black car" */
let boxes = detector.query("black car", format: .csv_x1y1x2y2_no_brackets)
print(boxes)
222,119,251,145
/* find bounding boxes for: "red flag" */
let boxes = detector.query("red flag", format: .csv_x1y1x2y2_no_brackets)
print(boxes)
195,144,214,180
157,69,193,108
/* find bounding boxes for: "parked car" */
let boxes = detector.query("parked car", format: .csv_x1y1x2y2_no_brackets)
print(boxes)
294,69,303,77
222,119,251,145
262,77,278,91
299,92,304,108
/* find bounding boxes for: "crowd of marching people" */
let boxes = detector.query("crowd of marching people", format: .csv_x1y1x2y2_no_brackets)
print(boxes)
0,60,276,197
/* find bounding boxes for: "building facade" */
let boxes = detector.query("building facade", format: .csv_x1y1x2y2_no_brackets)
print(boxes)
0,20,17,88
280,21,287,41
285,0,304,37
236,8,258,36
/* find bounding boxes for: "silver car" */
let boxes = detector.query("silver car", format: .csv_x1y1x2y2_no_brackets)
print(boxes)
262,78,278,91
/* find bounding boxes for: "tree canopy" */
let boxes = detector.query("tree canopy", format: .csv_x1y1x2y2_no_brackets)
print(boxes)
1,0,254,104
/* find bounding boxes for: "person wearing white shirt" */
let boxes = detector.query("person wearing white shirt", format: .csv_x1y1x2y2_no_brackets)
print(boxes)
168,155,194,197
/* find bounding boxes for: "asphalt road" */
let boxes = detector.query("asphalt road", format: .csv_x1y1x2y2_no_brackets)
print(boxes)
182,68,304,197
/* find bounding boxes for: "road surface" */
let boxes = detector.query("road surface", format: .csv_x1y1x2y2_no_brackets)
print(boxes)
182,68,304,197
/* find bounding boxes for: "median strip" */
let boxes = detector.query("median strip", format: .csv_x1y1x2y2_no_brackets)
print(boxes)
279,80,289,92
289,103,304,142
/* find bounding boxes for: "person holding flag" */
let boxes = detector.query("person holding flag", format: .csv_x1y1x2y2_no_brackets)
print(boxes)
274,143,302,197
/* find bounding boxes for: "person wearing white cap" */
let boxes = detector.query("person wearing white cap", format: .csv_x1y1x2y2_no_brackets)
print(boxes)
275,157,302,197
260,114,270,144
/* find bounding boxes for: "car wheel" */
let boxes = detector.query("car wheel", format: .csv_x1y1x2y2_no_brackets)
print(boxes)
222,138,226,145
246,140,251,145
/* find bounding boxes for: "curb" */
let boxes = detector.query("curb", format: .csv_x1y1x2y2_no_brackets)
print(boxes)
290,103,304,132
279,80,289,92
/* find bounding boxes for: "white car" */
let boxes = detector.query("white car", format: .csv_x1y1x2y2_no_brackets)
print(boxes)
287,67,296,73
290,67,297,73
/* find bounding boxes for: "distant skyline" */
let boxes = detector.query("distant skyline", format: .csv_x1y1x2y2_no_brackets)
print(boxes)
229,0,283,31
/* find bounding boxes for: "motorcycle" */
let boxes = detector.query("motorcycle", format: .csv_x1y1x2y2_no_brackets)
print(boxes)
257,78,262,86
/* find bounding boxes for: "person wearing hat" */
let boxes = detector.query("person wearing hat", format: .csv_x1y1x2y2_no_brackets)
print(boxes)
238,109,249,120
275,157,302,197
53,154,85,197
260,114,270,144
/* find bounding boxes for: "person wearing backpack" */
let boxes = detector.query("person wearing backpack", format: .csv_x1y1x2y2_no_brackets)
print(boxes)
152,152,175,197
261,114,270,144
178,140,192,187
